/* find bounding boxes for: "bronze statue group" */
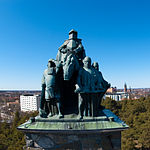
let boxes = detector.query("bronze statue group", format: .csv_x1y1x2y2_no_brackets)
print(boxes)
39,30,110,119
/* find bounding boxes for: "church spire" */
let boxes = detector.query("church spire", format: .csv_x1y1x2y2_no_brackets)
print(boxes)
124,83,127,93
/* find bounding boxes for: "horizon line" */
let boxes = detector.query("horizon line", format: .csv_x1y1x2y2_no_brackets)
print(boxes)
0,87,150,91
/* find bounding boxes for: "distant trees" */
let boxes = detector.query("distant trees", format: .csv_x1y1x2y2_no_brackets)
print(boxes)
102,97,150,150
0,111,38,150
0,97,150,150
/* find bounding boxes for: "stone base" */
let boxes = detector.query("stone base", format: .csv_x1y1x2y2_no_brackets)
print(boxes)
18,109,128,150
24,131,121,150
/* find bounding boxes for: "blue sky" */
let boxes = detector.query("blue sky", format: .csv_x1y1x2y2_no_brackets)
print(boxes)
0,0,150,90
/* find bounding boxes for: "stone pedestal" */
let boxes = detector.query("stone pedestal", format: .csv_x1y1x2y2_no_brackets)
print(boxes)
24,130,121,150
18,109,128,150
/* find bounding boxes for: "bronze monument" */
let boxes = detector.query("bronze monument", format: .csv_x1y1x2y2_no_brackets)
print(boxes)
18,30,128,150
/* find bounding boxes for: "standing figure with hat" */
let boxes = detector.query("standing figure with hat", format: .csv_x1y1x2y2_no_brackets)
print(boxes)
39,59,62,118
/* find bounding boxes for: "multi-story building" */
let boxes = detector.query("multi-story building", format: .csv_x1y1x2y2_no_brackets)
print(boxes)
105,83,130,101
105,92,130,101
20,94,40,112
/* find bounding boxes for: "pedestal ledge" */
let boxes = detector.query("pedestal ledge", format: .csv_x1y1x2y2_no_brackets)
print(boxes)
17,109,128,133
17,109,128,150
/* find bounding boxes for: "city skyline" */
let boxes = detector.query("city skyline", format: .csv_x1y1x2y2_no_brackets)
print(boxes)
0,0,150,90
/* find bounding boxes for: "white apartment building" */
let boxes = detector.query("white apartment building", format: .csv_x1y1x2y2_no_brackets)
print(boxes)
20,94,40,112
105,92,130,101
105,84,130,101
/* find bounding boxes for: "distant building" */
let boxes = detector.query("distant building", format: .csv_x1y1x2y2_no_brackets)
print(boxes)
124,83,127,93
107,87,117,93
20,94,40,112
105,92,130,101
7,100,19,107
105,84,130,101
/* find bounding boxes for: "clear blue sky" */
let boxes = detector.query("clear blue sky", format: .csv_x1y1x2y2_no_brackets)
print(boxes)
0,0,150,90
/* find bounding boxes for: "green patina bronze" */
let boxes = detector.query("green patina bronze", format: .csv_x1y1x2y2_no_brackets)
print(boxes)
38,29,110,118
18,109,128,132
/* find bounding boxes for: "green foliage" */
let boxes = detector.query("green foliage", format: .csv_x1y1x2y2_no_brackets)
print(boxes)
0,111,38,150
1,97,150,150
102,97,150,150
101,97,121,115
